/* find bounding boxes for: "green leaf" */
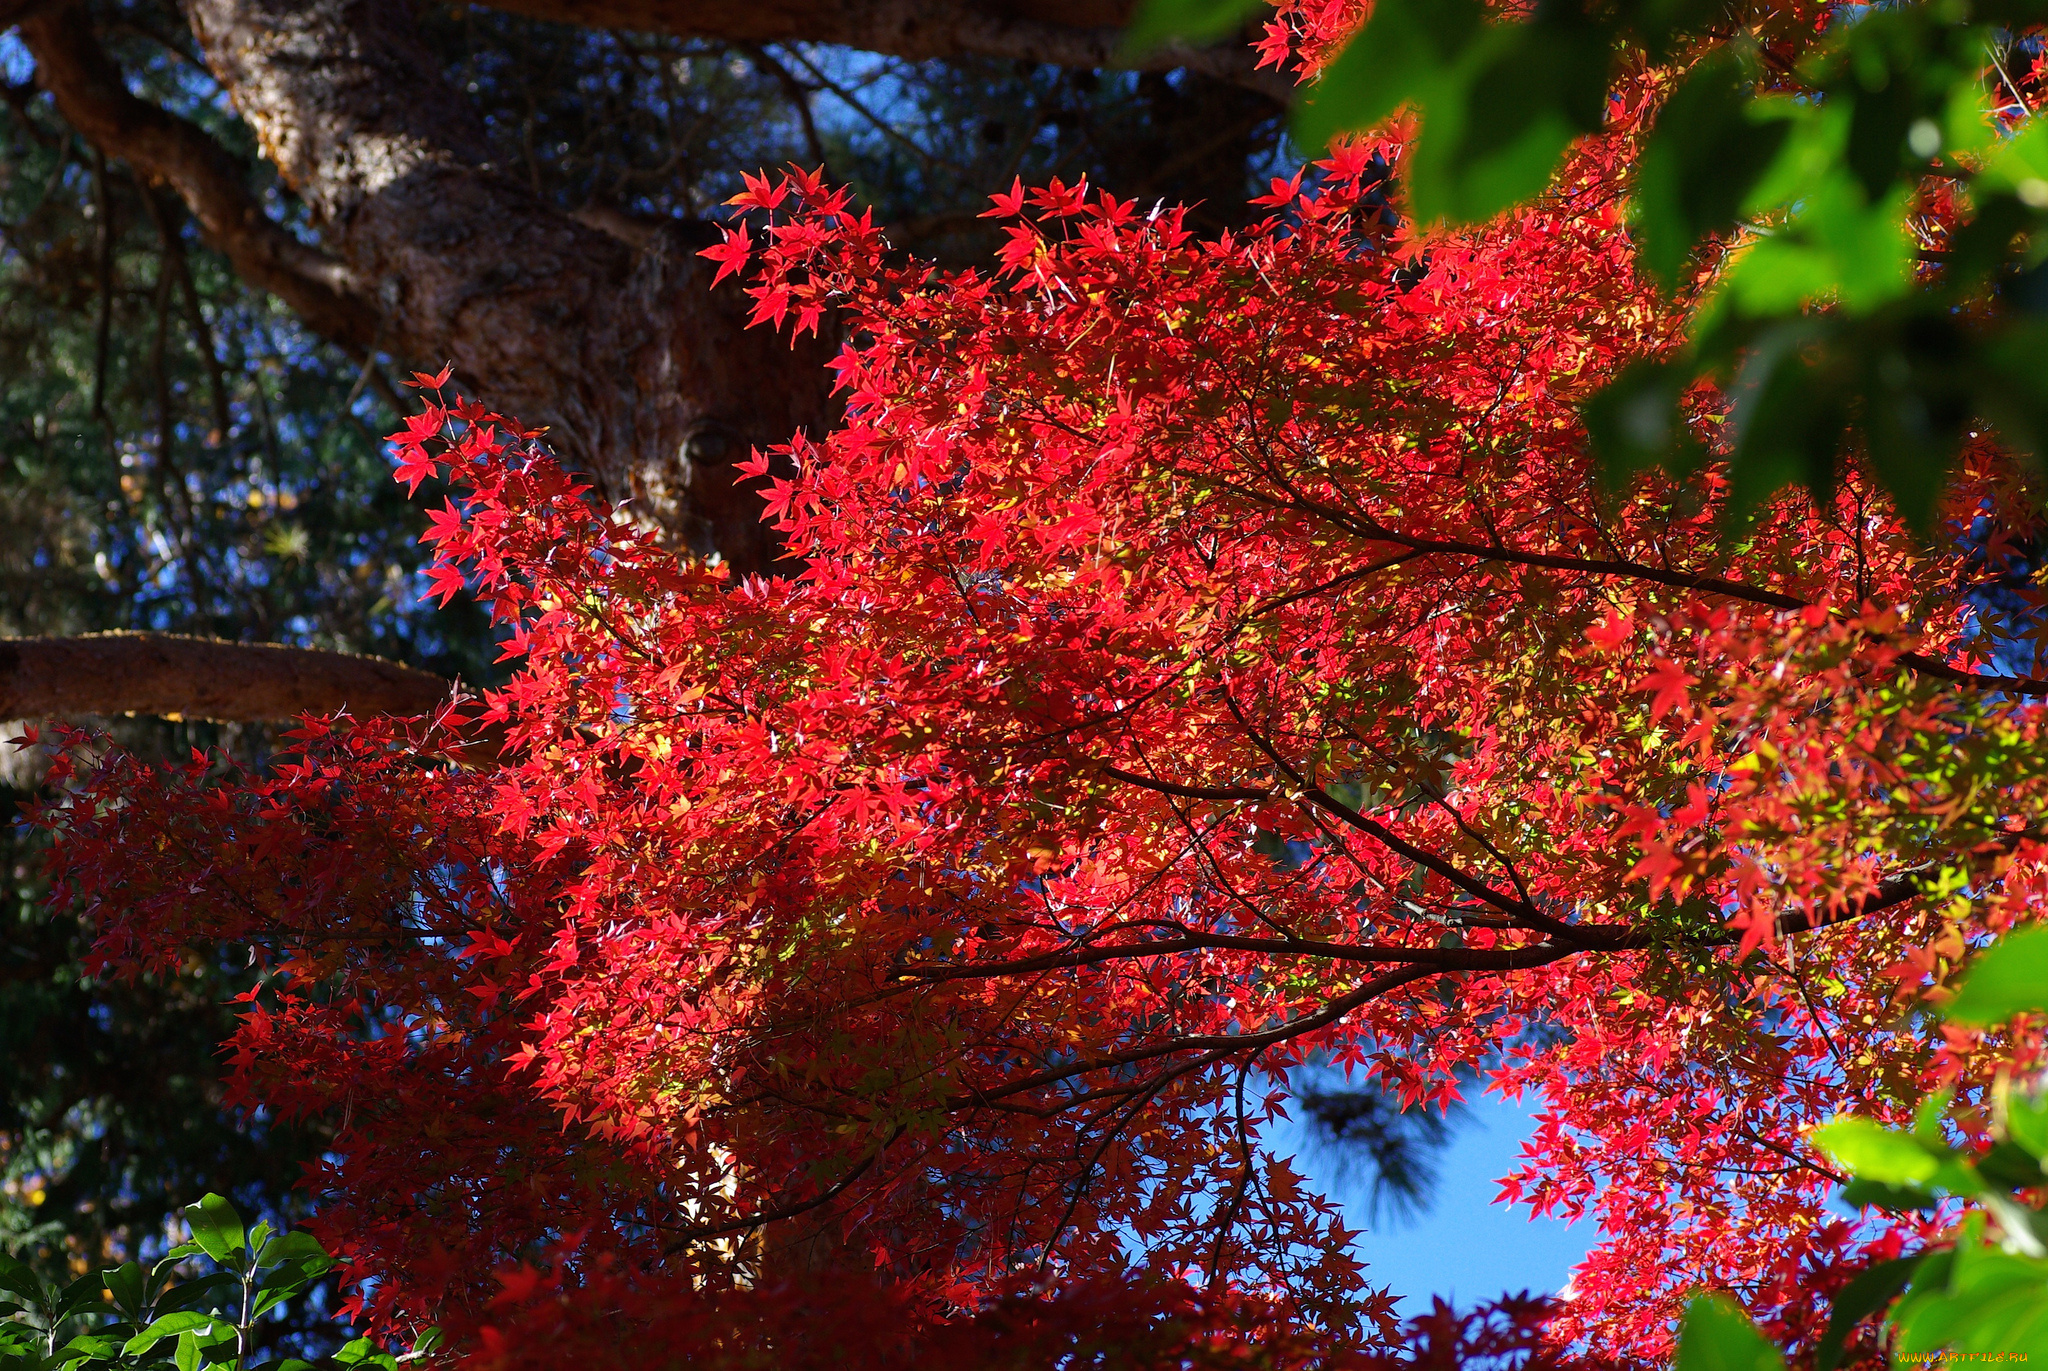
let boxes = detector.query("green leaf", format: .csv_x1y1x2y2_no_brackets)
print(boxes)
1293,0,1488,152
1892,1237,2048,1355
1977,1139,2046,1191
251,1287,301,1320
1676,1292,1785,1371
1945,927,2048,1026
1634,50,1793,286
182,1195,246,1265
255,1230,327,1271
1914,1088,1956,1145
1979,116,2048,204
334,1338,377,1367
1985,1191,2048,1258
172,1331,201,1371
100,1263,144,1320
2008,1091,2048,1161
1122,0,1266,53
1817,1254,1923,1371
52,1275,104,1324
0,1255,45,1308
1810,1116,1943,1185
123,1312,215,1357
1722,320,1850,510
1585,355,1699,482
153,1273,235,1316
1840,1177,1940,1211
53,1335,119,1367
1405,13,1611,224
1628,0,1742,57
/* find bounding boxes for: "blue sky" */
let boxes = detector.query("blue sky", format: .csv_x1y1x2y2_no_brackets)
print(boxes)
1268,1091,1600,1317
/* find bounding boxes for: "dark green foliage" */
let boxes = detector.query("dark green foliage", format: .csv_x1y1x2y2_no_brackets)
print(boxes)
1143,0,2048,523
0,1194,383,1368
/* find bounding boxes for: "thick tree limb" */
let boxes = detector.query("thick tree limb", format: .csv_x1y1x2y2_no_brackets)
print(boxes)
19,4,376,348
177,0,839,573
477,0,1295,100
0,633,454,725
18,0,837,574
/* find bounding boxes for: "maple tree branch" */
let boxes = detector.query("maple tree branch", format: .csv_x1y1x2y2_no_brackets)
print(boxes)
657,1126,898,1255
18,3,376,350
471,0,1294,101
1099,763,1270,801
0,633,455,725
1220,689,1558,931
958,959,1467,1108
1253,488,2048,696
897,932,1613,983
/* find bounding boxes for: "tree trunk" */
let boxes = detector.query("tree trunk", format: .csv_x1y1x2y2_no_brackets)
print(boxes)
189,0,846,571
25,0,841,575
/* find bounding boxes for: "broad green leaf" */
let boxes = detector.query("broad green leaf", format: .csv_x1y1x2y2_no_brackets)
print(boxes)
153,1273,235,1315
1984,1191,2048,1258
256,1230,327,1271
1976,1139,2046,1190
1893,1237,2048,1355
1628,0,1737,57
1914,1088,1956,1145
1816,1253,1922,1371
1676,1293,1785,1371
123,1312,214,1357
1839,1177,1940,1211
1584,356,1699,481
51,1275,103,1324
0,1255,44,1307
1723,320,1849,510
1977,120,2048,203
1810,1117,1943,1184
53,1335,119,1367
252,1287,299,1319
334,1338,378,1367
173,1330,201,1371
2008,1091,2048,1161
1404,15,1610,224
100,1263,144,1320
1293,0,1487,152
1720,176,1915,317
1945,927,2048,1026
182,1195,245,1265
1634,50,1793,286
1122,0,1266,53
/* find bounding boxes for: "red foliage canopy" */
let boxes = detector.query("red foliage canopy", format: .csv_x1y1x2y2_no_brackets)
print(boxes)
35,3,2048,1365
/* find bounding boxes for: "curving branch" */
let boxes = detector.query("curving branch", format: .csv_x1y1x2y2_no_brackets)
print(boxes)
475,0,1295,100
0,633,456,725
19,3,376,349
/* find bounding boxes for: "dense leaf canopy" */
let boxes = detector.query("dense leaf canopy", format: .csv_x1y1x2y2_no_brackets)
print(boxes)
24,0,2048,1364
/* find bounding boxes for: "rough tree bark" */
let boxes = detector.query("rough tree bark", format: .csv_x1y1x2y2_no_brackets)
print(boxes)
11,0,1277,723
25,0,844,576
